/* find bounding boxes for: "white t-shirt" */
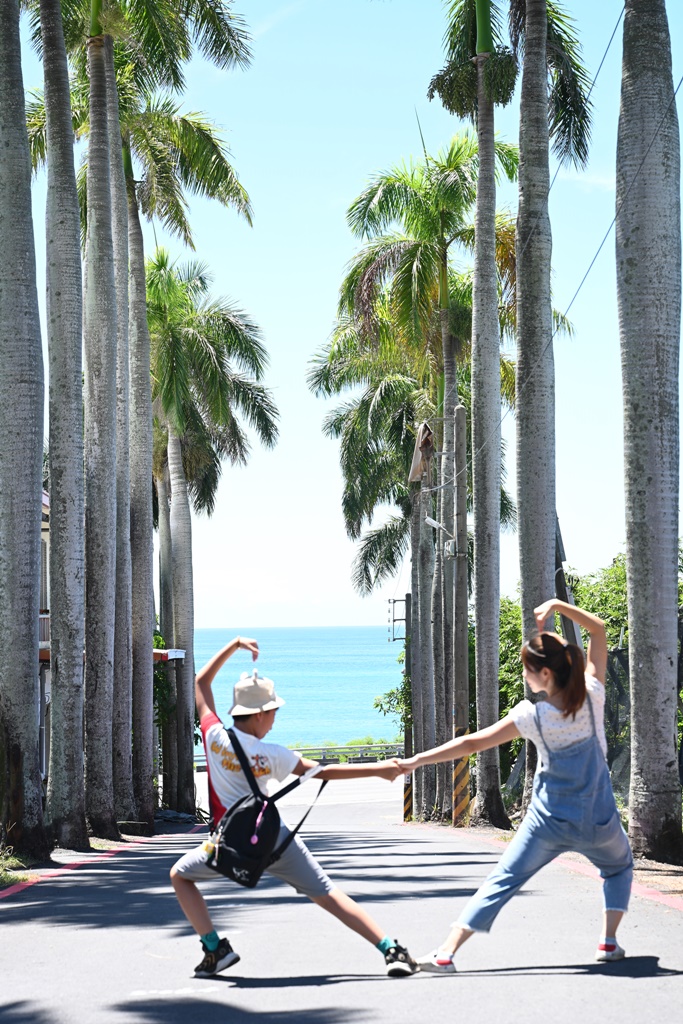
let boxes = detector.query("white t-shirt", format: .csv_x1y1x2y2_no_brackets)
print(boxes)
201,712,300,823
509,675,607,769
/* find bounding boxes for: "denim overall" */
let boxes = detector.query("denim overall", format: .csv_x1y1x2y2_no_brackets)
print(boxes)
457,695,633,933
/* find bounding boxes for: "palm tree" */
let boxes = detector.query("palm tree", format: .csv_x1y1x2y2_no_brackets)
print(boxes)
429,0,518,828
102,35,138,828
0,0,49,858
27,44,253,831
343,142,517,816
616,0,683,863
147,250,278,812
508,0,592,646
39,0,89,850
311,269,518,820
429,0,591,823
23,0,253,834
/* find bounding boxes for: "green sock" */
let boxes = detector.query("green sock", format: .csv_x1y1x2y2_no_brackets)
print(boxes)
201,930,220,952
376,936,393,956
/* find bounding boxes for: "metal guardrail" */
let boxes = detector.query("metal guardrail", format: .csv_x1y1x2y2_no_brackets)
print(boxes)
193,742,405,773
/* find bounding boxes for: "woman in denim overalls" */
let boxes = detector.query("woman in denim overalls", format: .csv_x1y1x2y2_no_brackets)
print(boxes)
398,598,633,973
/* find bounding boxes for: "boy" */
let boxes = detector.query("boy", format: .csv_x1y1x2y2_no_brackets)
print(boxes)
170,635,416,978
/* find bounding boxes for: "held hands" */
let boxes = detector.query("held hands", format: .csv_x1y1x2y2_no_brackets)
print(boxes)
396,756,419,775
235,636,259,661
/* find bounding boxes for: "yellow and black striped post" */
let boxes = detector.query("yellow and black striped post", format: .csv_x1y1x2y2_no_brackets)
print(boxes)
452,727,470,825
403,775,413,822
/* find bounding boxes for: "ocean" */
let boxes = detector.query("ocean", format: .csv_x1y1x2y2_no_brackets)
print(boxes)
194,626,404,749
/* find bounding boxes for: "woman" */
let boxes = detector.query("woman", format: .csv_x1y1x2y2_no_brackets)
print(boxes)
399,598,633,973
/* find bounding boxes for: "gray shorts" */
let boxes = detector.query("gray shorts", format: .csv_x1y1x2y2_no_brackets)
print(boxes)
172,823,334,899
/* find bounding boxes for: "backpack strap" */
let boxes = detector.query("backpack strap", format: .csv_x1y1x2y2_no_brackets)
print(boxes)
227,728,263,800
270,777,328,863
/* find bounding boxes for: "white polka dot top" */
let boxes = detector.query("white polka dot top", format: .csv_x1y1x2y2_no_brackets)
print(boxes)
509,675,607,768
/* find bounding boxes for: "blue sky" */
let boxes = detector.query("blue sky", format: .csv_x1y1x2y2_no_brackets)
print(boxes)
21,1,683,627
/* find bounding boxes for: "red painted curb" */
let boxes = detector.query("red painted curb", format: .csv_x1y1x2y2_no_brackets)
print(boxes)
0,823,205,901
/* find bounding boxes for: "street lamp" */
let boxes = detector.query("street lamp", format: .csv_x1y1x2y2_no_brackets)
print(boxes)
425,516,456,557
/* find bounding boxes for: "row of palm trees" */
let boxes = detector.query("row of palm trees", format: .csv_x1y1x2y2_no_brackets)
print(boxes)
0,0,276,856
314,0,682,862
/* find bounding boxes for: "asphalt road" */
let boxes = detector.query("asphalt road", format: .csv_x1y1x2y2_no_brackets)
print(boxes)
2,779,682,1024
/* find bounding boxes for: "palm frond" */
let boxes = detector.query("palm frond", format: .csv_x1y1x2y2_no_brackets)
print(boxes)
508,0,592,168
178,0,252,72
347,163,441,240
351,517,410,595
545,1,592,169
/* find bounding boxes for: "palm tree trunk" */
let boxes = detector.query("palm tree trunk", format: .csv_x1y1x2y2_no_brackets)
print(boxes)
168,430,196,815
83,29,119,840
409,487,423,817
40,0,88,849
0,0,49,857
453,403,470,824
441,334,456,820
104,37,136,827
157,465,178,809
127,170,156,829
516,0,555,806
617,0,683,863
419,476,436,817
431,421,447,818
471,50,509,829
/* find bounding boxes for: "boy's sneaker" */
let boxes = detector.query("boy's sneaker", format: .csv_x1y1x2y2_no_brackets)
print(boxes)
194,937,240,977
595,940,625,962
384,941,418,977
416,949,456,974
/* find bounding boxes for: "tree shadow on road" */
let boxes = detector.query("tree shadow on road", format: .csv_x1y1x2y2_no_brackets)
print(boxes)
456,956,682,979
112,997,374,1024
0,1002,58,1024
0,828,485,935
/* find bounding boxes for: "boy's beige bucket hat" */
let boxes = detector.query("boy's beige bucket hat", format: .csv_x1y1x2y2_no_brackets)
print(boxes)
229,671,285,715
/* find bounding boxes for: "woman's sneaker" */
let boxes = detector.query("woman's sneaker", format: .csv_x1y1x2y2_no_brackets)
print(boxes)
194,937,240,977
416,949,456,974
384,941,418,976
595,939,625,962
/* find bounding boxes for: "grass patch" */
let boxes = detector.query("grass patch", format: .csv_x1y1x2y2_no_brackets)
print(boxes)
0,848,33,888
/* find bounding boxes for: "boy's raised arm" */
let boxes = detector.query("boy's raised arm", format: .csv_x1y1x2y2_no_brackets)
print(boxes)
195,636,259,720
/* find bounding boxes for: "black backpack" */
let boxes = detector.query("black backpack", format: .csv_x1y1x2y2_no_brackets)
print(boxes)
207,728,327,888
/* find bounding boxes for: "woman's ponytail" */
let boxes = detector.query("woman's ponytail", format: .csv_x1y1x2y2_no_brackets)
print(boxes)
561,642,586,719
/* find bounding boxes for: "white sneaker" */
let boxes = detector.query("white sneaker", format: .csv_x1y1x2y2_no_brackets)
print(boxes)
416,949,456,974
595,940,625,962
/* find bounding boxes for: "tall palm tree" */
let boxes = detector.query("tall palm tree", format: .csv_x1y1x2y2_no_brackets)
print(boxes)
0,0,49,858
616,0,683,863
147,250,278,812
39,0,89,850
28,73,253,827
507,0,592,645
429,0,518,827
82,6,119,839
102,35,138,828
430,0,591,822
311,269,518,820
24,0,253,833
343,143,517,816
